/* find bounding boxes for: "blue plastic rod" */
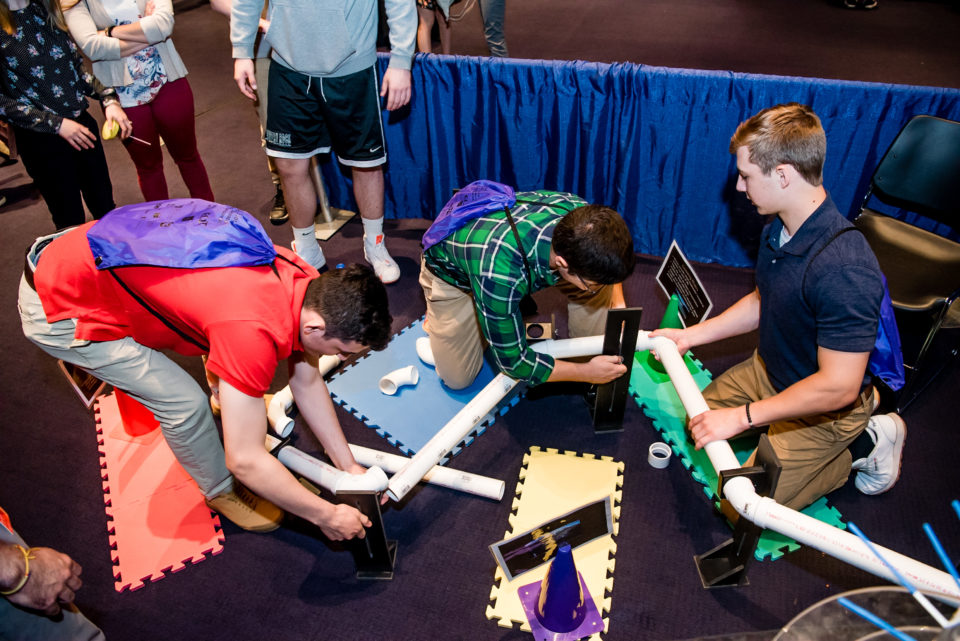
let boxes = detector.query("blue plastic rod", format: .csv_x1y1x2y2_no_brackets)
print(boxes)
848,522,950,628
837,597,917,641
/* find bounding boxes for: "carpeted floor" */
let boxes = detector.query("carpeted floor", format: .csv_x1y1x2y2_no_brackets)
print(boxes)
1,1,958,639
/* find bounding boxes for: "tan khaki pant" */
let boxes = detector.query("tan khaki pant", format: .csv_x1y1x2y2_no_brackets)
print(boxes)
702,350,873,511
419,258,612,389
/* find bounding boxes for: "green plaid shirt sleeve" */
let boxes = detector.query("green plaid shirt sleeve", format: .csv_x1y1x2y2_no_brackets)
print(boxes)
424,191,585,385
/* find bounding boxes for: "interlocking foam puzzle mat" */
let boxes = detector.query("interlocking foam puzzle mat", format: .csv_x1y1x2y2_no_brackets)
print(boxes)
628,350,846,561
327,318,521,457
95,392,224,591
486,447,623,637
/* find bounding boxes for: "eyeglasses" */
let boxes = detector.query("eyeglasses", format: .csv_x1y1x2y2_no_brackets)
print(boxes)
575,274,601,296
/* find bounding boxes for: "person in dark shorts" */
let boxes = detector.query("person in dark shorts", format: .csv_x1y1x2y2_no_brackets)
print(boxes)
231,0,416,284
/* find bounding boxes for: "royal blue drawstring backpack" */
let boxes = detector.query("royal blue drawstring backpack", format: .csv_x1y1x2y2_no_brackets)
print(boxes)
87,199,276,270
85,199,284,351
421,180,516,250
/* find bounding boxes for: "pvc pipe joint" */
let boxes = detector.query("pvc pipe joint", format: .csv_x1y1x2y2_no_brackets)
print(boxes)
267,386,296,438
379,365,420,395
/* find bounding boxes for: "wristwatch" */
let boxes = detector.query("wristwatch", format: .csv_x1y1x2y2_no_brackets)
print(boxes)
101,89,120,107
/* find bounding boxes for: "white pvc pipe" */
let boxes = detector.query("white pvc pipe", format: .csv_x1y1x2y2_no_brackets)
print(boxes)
349,444,505,500
318,354,342,378
265,435,388,494
267,386,295,438
385,372,520,502
266,356,343,438
638,330,960,600
531,335,604,360
384,336,605,503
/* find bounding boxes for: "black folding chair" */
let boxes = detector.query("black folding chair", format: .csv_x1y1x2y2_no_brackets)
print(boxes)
854,115,960,411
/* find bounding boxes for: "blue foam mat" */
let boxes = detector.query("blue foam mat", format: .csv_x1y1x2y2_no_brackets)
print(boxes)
327,319,521,457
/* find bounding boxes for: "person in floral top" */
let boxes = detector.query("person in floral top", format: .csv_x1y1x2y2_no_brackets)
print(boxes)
0,0,131,229
62,0,214,203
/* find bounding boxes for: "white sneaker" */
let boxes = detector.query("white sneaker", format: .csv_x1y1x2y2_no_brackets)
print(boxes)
416,336,435,366
852,413,906,495
364,234,400,284
290,240,326,272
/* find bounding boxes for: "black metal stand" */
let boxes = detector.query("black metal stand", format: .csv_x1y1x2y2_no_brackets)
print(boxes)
592,307,643,432
694,434,781,588
340,491,398,580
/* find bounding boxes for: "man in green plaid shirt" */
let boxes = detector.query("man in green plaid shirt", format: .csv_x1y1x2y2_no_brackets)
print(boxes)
421,189,636,389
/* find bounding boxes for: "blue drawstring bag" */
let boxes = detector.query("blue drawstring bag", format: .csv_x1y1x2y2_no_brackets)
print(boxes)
421,180,516,250
84,199,282,352
87,199,276,270
870,274,906,391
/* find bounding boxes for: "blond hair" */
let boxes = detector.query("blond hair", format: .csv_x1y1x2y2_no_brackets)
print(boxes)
729,103,826,186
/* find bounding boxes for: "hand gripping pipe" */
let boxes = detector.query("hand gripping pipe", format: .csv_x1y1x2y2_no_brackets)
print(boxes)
264,434,389,494
385,336,604,502
639,331,960,601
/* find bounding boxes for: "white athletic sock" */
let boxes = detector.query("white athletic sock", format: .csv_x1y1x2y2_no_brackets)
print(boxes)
291,225,325,270
362,217,385,245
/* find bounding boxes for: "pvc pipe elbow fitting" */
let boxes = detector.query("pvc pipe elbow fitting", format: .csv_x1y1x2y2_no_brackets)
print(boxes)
333,465,389,494
379,365,420,395
267,386,295,438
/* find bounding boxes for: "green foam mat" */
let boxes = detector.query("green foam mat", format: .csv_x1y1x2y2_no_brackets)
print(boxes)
629,350,846,561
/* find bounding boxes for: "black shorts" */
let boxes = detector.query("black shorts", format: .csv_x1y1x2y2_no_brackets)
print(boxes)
264,61,386,167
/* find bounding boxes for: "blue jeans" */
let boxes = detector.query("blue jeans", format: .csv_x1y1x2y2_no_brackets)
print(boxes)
478,0,508,57
18,234,233,499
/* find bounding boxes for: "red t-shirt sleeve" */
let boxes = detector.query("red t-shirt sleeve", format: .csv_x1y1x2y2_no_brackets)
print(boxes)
204,321,282,397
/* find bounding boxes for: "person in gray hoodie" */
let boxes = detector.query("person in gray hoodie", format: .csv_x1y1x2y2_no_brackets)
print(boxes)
230,0,416,285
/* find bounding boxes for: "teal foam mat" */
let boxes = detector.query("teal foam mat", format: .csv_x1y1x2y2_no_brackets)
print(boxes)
628,350,846,561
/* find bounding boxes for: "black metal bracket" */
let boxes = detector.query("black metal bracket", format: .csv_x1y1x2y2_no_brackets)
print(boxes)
694,434,781,589
340,491,398,580
267,435,292,458
592,307,643,432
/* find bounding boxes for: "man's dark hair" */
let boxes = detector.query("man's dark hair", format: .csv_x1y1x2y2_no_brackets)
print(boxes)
551,205,635,284
303,265,392,351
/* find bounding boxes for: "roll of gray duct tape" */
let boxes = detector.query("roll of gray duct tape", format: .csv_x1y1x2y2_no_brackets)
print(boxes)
648,442,672,469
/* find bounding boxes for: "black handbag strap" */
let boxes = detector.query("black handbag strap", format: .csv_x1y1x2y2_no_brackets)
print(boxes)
108,269,210,352
106,256,306,353
502,197,578,291
502,205,535,293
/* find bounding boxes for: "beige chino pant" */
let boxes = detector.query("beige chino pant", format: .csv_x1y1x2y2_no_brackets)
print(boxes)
419,258,612,389
702,350,873,511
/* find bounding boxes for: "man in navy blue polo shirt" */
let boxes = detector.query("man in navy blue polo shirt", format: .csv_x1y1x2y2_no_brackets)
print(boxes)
653,103,906,511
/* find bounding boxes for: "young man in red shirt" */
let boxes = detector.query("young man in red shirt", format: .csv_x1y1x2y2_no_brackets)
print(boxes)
19,224,391,539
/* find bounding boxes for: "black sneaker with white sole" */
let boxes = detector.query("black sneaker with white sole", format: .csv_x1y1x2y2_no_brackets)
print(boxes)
269,185,288,225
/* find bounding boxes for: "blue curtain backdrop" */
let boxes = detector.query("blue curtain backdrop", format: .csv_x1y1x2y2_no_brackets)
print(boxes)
320,54,960,268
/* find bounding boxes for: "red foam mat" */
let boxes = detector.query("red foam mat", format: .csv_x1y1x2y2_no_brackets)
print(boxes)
95,392,225,591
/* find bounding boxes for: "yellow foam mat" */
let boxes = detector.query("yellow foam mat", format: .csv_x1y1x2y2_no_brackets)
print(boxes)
486,447,624,637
